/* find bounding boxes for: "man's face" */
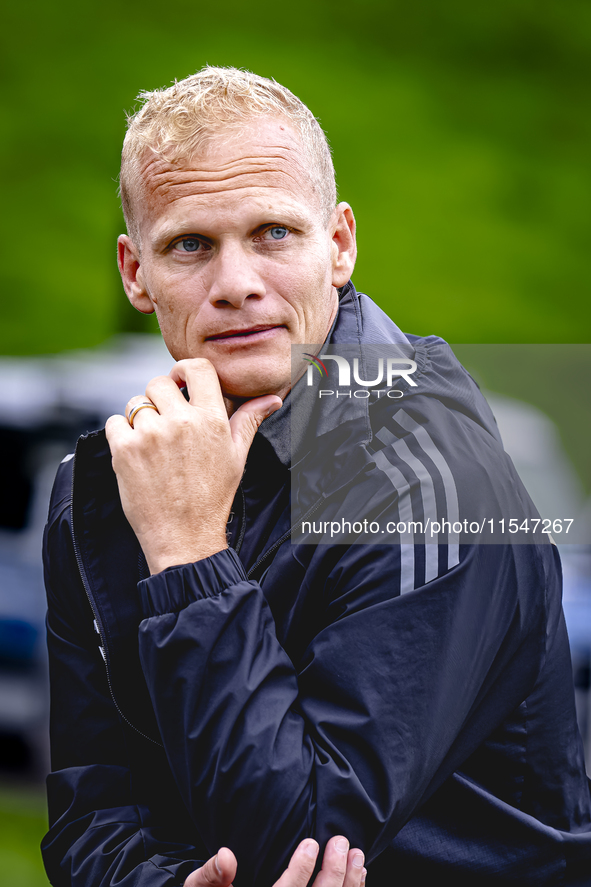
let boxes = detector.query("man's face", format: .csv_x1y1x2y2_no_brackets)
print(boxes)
118,117,356,405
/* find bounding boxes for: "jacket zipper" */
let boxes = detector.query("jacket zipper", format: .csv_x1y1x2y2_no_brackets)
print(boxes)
246,454,375,582
70,446,164,748
247,497,325,581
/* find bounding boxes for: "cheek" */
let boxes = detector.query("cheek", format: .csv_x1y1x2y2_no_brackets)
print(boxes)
150,294,197,360
300,268,335,329
288,247,334,309
150,273,203,329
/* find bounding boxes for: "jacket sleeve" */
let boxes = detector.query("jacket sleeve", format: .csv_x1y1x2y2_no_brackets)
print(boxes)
135,537,548,886
42,462,207,887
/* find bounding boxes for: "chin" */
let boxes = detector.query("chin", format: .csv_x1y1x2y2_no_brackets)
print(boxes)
215,356,291,400
219,371,290,402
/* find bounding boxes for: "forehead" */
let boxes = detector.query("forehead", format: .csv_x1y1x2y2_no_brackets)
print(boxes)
134,117,322,236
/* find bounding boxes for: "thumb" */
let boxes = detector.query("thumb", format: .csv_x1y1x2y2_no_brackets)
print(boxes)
229,395,283,462
184,848,237,887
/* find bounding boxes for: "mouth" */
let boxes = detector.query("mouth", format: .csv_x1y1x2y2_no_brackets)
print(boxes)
205,324,285,343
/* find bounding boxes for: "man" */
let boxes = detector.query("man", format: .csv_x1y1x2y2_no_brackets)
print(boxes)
42,67,591,886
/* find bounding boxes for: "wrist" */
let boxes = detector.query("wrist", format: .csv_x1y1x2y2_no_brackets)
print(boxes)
146,538,229,575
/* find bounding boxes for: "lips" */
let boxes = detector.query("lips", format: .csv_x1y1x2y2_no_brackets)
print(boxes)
205,324,284,341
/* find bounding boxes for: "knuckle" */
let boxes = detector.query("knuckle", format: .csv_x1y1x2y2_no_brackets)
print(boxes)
176,410,194,426
125,394,149,414
168,411,195,436
200,859,220,886
290,869,312,887
105,416,125,445
145,375,169,394
335,859,347,878
139,422,159,443
190,862,210,887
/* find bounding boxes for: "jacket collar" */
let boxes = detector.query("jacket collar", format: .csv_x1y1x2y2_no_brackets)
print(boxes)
258,280,413,468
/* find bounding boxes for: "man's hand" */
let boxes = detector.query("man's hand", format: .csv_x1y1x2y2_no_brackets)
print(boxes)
105,359,281,574
184,837,366,887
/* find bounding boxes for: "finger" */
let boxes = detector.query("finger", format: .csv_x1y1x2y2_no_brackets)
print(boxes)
145,374,196,414
105,413,134,449
125,395,160,427
125,394,155,421
310,836,349,887
272,839,319,887
183,847,237,887
342,849,365,887
169,359,226,413
229,395,283,465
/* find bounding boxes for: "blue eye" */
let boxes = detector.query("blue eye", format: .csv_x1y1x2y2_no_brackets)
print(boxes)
177,238,200,252
269,226,288,240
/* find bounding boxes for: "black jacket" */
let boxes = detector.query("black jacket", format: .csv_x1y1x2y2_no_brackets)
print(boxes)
42,284,591,886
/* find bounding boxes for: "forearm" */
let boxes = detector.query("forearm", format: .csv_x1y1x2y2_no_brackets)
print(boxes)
138,550,318,885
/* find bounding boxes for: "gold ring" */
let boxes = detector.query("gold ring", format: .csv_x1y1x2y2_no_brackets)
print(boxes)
128,402,159,428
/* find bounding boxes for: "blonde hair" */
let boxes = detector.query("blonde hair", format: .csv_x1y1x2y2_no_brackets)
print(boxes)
120,66,337,243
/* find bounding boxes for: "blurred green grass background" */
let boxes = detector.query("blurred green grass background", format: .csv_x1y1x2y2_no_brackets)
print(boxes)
1,1,590,883
2,0,590,355
0,785,49,887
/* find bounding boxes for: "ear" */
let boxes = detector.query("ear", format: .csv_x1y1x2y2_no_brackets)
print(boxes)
117,235,155,314
330,203,357,288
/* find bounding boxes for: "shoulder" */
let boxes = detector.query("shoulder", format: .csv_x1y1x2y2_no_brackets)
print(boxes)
43,430,115,602
46,428,112,532
46,452,75,527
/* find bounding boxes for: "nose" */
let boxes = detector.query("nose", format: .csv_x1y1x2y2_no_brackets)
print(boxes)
207,241,266,308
